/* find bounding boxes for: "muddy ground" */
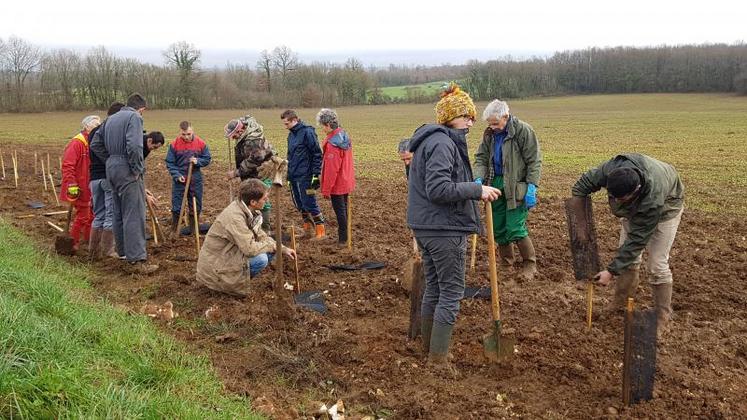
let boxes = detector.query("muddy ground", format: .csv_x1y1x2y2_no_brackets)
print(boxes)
2,146,746,419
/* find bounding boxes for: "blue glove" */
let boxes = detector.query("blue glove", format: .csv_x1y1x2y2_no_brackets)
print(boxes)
474,178,483,185
525,183,537,209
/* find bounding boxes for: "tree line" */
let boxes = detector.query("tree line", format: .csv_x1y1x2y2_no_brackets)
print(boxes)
0,37,745,112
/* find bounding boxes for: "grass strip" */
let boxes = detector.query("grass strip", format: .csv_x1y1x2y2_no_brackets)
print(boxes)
0,221,261,419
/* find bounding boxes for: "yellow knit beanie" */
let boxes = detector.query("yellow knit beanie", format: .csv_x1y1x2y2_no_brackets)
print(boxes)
435,82,476,124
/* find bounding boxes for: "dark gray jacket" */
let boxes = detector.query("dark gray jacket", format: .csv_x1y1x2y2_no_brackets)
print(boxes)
102,106,144,176
572,153,684,274
406,124,482,235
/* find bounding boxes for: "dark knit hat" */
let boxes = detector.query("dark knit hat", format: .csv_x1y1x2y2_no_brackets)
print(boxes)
607,167,641,198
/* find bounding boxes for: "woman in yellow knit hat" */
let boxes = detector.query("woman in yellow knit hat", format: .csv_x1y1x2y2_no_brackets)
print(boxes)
406,83,501,375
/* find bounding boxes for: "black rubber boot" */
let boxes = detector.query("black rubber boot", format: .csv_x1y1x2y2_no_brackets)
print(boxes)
427,321,458,378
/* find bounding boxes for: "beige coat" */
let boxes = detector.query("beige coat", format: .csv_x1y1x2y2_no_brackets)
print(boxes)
196,199,276,296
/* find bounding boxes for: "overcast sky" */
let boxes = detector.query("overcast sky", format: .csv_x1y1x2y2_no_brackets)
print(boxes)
1,0,744,66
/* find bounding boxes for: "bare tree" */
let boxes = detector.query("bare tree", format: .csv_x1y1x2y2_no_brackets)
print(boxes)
41,48,81,108
271,45,298,86
0,36,42,110
163,41,201,107
256,49,273,92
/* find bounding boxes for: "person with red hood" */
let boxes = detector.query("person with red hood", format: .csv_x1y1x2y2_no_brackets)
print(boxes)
60,115,101,250
317,108,355,245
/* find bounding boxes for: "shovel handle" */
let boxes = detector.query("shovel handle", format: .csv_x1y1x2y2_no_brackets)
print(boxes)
470,233,477,273
176,162,194,232
64,202,74,233
290,225,300,293
485,201,501,323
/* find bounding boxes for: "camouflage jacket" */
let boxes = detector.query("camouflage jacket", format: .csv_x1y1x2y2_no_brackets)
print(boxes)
234,115,276,180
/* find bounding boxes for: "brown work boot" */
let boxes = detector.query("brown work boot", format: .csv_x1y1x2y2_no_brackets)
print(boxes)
88,228,103,262
99,229,118,259
652,282,673,339
603,265,640,316
311,224,327,241
498,243,515,268
126,261,159,275
516,237,538,282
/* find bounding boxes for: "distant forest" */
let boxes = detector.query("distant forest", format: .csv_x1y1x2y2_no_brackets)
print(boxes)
1,37,746,112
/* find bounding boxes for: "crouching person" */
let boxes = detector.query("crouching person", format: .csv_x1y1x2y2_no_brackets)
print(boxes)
196,178,296,296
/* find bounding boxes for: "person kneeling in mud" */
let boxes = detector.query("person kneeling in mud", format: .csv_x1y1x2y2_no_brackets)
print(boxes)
196,178,296,296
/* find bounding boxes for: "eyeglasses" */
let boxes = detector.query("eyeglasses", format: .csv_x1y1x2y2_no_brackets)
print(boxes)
460,114,475,122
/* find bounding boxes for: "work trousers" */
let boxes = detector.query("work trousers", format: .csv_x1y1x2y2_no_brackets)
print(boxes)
69,201,92,247
417,235,467,326
90,178,113,230
619,208,683,285
491,176,529,244
107,157,146,262
330,194,348,243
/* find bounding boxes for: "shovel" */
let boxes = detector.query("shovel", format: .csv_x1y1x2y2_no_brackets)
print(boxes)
482,201,516,361
54,202,75,255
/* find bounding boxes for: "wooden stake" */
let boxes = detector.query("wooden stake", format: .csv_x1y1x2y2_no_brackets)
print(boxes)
34,152,38,175
47,221,64,232
43,210,69,216
346,194,352,250
49,173,60,207
46,153,50,177
1,152,5,180
290,225,300,293
16,214,36,219
58,156,62,184
41,160,48,191
586,282,594,331
227,137,234,203
12,151,18,188
176,163,194,232
147,198,165,245
274,185,284,291
149,206,159,245
192,196,200,257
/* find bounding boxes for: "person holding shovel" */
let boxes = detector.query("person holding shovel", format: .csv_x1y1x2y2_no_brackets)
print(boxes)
165,121,212,235
196,178,296,296
317,108,355,246
60,115,101,251
571,153,684,338
407,83,501,374
474,99,543,282
224,115,276,231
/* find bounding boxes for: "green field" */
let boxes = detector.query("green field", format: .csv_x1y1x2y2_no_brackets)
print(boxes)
2,93,745,214
373,80,450,100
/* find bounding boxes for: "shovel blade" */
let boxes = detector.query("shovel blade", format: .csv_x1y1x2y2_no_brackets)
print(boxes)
481,331,516,362
54,235,75,256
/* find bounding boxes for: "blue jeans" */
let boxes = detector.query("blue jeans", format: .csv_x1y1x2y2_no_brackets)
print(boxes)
90,178,113,229
248,253,274,277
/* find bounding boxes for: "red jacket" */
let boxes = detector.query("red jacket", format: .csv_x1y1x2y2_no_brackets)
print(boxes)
321,128,355,197
60,131,91,203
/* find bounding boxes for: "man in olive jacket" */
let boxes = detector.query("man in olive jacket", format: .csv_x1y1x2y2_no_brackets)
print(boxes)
571,153,684,337
474,99,542,281
196,179,296,296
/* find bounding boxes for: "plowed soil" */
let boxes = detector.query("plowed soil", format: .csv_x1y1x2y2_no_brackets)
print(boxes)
2,145,746,419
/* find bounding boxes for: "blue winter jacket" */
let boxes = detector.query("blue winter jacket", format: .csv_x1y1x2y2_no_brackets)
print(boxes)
287,121,322,181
